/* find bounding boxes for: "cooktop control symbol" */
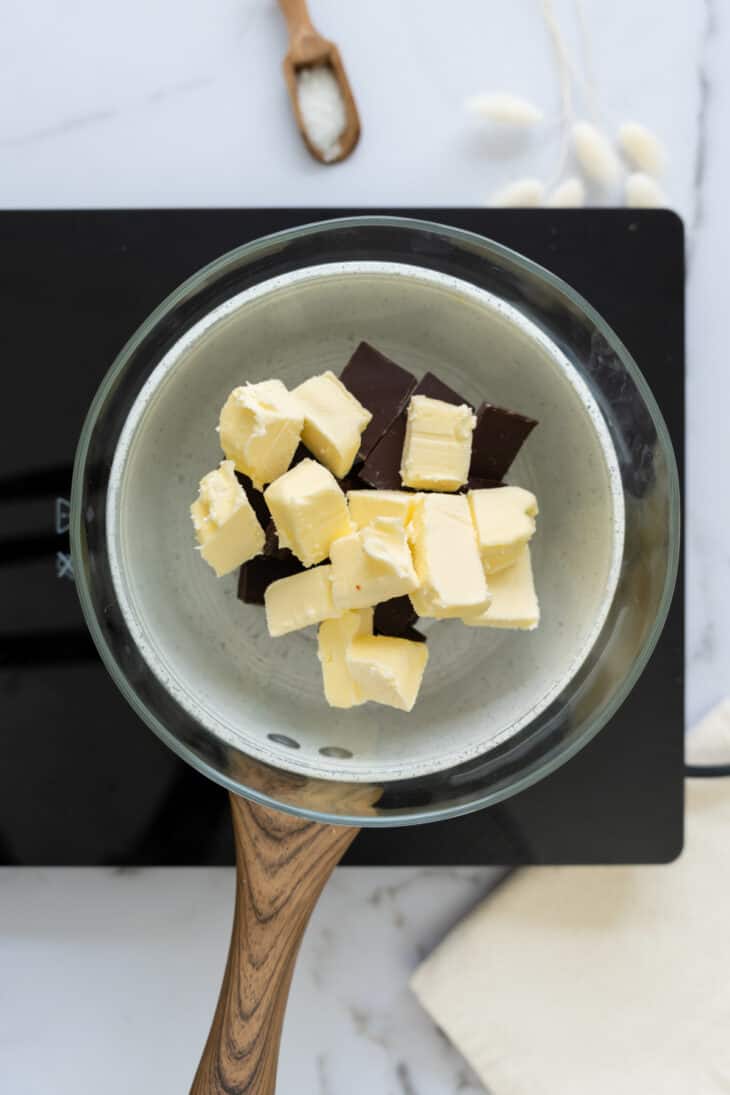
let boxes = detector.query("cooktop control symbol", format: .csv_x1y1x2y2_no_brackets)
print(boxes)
55,496,73,580
55,551,73,580
55,497,69,534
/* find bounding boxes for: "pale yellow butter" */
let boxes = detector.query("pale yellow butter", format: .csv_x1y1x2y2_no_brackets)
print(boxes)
346,635,429,712
219,379,303,490
330,517,420,611
292,371,372,479
264,565,341,637
264,458,353,567
190,459,265,577
317,608,373,708
400,395,476,491
463,545,539,630
347,489,418,530
468,486,538,574
408,494,490,618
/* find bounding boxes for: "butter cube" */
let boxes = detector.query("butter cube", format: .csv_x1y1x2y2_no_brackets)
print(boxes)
400,395,476,491
347,489,418,530
408,494,490,618
190,460,265,577
219,380,303,490
463,545,539,630
264,565,341,637
264,458,353,567
330,517,420,611
317,608,373,708
292,371,372,479
468,486,538,574
346,635,429,712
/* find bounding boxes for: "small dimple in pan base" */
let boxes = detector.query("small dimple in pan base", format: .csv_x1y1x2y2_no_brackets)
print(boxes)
108,263,624,784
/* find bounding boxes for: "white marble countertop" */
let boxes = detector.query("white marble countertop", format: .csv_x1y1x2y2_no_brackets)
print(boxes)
1,1,727,1091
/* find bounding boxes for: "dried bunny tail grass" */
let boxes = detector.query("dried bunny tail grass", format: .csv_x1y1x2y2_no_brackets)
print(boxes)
540,0,575,121
618,121,666,176
625,172,668,208
546,177,586,207
466,92,543,127
487,178,545,207
572,121,621,187
575,0,602,123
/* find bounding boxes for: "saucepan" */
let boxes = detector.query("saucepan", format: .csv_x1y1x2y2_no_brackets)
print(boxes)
71,217,679,1093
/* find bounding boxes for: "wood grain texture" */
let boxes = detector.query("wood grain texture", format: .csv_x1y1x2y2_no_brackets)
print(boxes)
278,0,319,50
190,794,358,1095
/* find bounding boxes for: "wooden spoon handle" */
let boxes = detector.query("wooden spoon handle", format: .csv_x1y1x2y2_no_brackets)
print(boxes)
278,0,318,44
190,793,358,1095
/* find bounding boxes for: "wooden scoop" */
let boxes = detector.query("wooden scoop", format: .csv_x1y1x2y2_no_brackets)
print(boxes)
278,0,361,164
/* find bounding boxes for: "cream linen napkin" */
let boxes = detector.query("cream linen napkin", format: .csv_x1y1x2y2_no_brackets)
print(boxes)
411,702,730,1095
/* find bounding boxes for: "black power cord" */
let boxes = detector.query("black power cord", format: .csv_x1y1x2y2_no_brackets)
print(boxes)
685,763,730,779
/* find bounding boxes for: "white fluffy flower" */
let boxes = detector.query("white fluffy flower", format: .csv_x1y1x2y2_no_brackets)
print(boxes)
546,177,586,207
487,178,545,207
572,121,621,187
618,121,666,177
467,92,543,127
625,172,667,208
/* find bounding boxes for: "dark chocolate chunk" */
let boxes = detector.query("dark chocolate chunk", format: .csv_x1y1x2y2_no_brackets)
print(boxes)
237,554,304,606
234,471,270,528
412,372,472,409
290,442,310,468
264,520,278,556
469,402,538,482
263,519,296,560
401,626,427,644
340,342,418,463
374,596,418,638
360,372,473,490
338,470,369,493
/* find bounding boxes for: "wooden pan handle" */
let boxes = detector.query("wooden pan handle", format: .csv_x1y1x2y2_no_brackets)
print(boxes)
190,794,358,1095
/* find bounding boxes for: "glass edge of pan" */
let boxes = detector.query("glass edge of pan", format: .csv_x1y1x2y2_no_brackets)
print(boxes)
70,214,682,828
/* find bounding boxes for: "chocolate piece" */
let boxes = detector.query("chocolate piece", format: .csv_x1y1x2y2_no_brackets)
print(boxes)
290,442,310,467
374,595,418,638
263,519,297,560
360,372,473,490
234,471,270,528
237,553,304,606
469,402,538,482
401,625,427,644
340,342,418,463
264,520,278,556
338,470,369,493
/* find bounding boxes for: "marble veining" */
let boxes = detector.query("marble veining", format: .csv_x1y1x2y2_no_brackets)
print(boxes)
689,0,715,239
145,76,215,105
0,107,119,148
0,1,725,1092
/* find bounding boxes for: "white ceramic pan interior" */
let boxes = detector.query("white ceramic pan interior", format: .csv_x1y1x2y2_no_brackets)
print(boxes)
107,262,624,783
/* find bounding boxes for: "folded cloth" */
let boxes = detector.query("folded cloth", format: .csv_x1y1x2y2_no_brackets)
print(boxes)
411,701,730,1095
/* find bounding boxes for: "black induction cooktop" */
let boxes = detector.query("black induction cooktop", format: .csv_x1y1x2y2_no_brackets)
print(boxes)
0,208,684,866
